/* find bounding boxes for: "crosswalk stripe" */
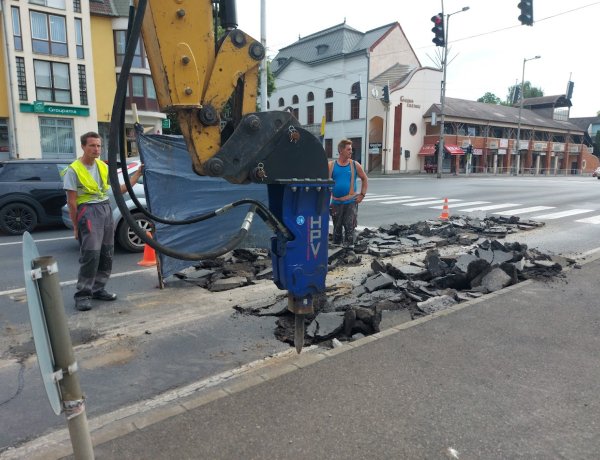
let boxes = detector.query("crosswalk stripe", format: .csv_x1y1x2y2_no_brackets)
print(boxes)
575,215,600,224
460,203,522,212
531,209,593,219
493,206,555,215
429,201,491,210
381,197,438,204
362,195,412,202
403,198,464,207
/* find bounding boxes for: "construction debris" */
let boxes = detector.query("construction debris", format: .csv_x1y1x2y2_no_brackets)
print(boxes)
167,216,567,349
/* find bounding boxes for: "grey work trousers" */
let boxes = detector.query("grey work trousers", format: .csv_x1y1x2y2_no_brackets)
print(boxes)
74,201,114,299
331,202,358,246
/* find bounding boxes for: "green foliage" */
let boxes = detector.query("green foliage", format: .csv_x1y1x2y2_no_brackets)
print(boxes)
477,92,502,105
506,81,544,103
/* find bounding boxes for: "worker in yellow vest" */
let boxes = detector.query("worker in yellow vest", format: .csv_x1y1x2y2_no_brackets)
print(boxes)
63,132,143,311
328,139,368,246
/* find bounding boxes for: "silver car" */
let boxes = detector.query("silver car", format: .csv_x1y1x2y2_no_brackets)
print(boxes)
62,160,153,252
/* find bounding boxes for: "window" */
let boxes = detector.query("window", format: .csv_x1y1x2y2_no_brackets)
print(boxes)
307,106,314,125
12,7,23,51
16,57,28,101
30,11,67,56
118,73,158,112
278,97,284,107
351,82,360,97
292,95,299,104
74,18,84,59
307,92,314,102
29,0,66,9
114,30,147,67
34,60,71,103
325,102,333,122
39,117,75,160
325,88,333,98
78,65,87,105
316,44,329,55
73,0,81,13
409,123,417,135
350,99,360,120
324,139,333,158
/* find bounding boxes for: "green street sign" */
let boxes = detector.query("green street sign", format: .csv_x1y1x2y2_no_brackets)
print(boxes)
162,118,171,129
20,102,90,117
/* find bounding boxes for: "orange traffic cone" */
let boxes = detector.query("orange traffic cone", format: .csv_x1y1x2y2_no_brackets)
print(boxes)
439,198,450,221
138,232,157,266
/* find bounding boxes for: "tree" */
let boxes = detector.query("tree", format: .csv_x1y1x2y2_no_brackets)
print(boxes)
506,81,544,104
477,92,502,105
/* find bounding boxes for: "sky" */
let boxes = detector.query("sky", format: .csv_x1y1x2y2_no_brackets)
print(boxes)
235,0,599,118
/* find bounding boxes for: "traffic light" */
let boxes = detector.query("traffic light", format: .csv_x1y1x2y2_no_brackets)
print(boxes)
431,13,445,47
518,1,533,26
382,85,390,104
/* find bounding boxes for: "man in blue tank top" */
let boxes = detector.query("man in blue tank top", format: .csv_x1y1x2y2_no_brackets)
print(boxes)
328,139,368,246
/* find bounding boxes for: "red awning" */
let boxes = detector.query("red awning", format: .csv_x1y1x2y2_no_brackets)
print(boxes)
445,144,464,155
418,144,436,156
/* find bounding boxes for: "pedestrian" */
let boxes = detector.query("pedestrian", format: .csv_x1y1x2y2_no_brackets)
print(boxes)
63,131,143,311
328,139,368,246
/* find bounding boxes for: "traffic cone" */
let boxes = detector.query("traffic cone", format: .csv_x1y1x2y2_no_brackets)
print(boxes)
138,232,157,266
439,198,450,221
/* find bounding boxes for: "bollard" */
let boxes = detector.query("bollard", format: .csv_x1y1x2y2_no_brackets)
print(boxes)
32,256,94,460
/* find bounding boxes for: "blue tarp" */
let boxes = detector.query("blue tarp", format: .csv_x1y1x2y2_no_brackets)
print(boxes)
137,133,270,278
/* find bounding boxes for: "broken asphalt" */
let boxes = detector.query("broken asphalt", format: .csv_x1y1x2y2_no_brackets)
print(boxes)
6,247,600,459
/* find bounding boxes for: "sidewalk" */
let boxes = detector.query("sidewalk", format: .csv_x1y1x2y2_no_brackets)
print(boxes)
9,253,600,459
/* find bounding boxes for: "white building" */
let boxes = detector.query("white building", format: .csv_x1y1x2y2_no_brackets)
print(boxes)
268,21,442,173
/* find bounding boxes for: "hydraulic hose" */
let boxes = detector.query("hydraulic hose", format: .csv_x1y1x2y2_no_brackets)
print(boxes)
108,0,289,260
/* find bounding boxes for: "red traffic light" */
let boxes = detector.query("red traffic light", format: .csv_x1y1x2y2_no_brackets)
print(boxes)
431,13,445,47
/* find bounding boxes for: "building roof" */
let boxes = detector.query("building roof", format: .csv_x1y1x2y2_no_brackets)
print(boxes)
370,63,419,89
520,94,571,109
569,116,600,131
89,0,118,17
425,98,584,133
271,22,395,75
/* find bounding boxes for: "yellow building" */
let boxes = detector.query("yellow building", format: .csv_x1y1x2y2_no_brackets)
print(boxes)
0,0,163,160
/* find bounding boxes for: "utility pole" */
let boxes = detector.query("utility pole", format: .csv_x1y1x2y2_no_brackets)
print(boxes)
260,0,267,112
435,6,469,178
514,55,541,175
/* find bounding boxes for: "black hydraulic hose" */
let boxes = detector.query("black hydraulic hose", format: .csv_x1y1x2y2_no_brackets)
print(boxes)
107,0,290,260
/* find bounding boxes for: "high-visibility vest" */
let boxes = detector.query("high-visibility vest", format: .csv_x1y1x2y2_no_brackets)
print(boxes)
68,159,110,205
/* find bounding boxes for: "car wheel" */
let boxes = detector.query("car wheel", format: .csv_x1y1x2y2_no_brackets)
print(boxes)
0,203,38,235
116,211,153,252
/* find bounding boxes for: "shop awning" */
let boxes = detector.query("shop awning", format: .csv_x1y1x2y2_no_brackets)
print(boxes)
418,144,436,156
445,144,464,155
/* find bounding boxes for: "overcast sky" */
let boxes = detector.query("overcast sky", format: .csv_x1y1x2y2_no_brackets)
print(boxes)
235,0,599,118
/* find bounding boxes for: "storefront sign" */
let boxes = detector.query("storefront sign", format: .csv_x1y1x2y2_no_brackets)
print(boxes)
552,143,565,152
369,142,382,154
20,102,89,117
487,140,499,149
533,142,547,151
499,139,509,148
498,149,507,155
568,144,580,153
399,96,421,109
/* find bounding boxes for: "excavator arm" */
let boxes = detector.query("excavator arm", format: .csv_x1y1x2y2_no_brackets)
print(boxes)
126,0,332,352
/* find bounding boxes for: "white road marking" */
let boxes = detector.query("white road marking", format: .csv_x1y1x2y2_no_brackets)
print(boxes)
381,197,438,204
575,215,600,224
0,236,72,247
493,206,555,215
362,195,412,202
0,268,156,297
531,209,593,219
460,203,522,212
403,198,463,207
429,201,491,209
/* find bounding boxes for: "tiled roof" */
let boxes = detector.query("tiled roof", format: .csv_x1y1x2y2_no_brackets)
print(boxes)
271,22,394,74
520,94,571,109
425,98,584,133
569,116,600,131
89,0,118,17
370,63,417,88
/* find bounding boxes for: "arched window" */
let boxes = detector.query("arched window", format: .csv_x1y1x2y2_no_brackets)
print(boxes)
292,95,299,104
351,82,360,96
325,88,333,98
307,92,314,102
278,97,284,107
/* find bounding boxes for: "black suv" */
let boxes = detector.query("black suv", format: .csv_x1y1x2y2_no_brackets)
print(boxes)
0,159,71,234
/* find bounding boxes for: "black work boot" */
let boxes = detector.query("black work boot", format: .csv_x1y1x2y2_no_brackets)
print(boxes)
75,297,92,311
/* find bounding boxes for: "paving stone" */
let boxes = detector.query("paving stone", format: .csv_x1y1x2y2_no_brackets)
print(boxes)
364,272,395,293
417,295,457,314
380,309,413,329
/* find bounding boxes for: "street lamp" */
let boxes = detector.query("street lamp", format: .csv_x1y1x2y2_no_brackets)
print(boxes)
514,55,541,175
437,6,470,178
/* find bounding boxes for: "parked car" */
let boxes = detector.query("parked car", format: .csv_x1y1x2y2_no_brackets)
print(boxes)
593,167,600,179
61,160,153,252
0,159,71,235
